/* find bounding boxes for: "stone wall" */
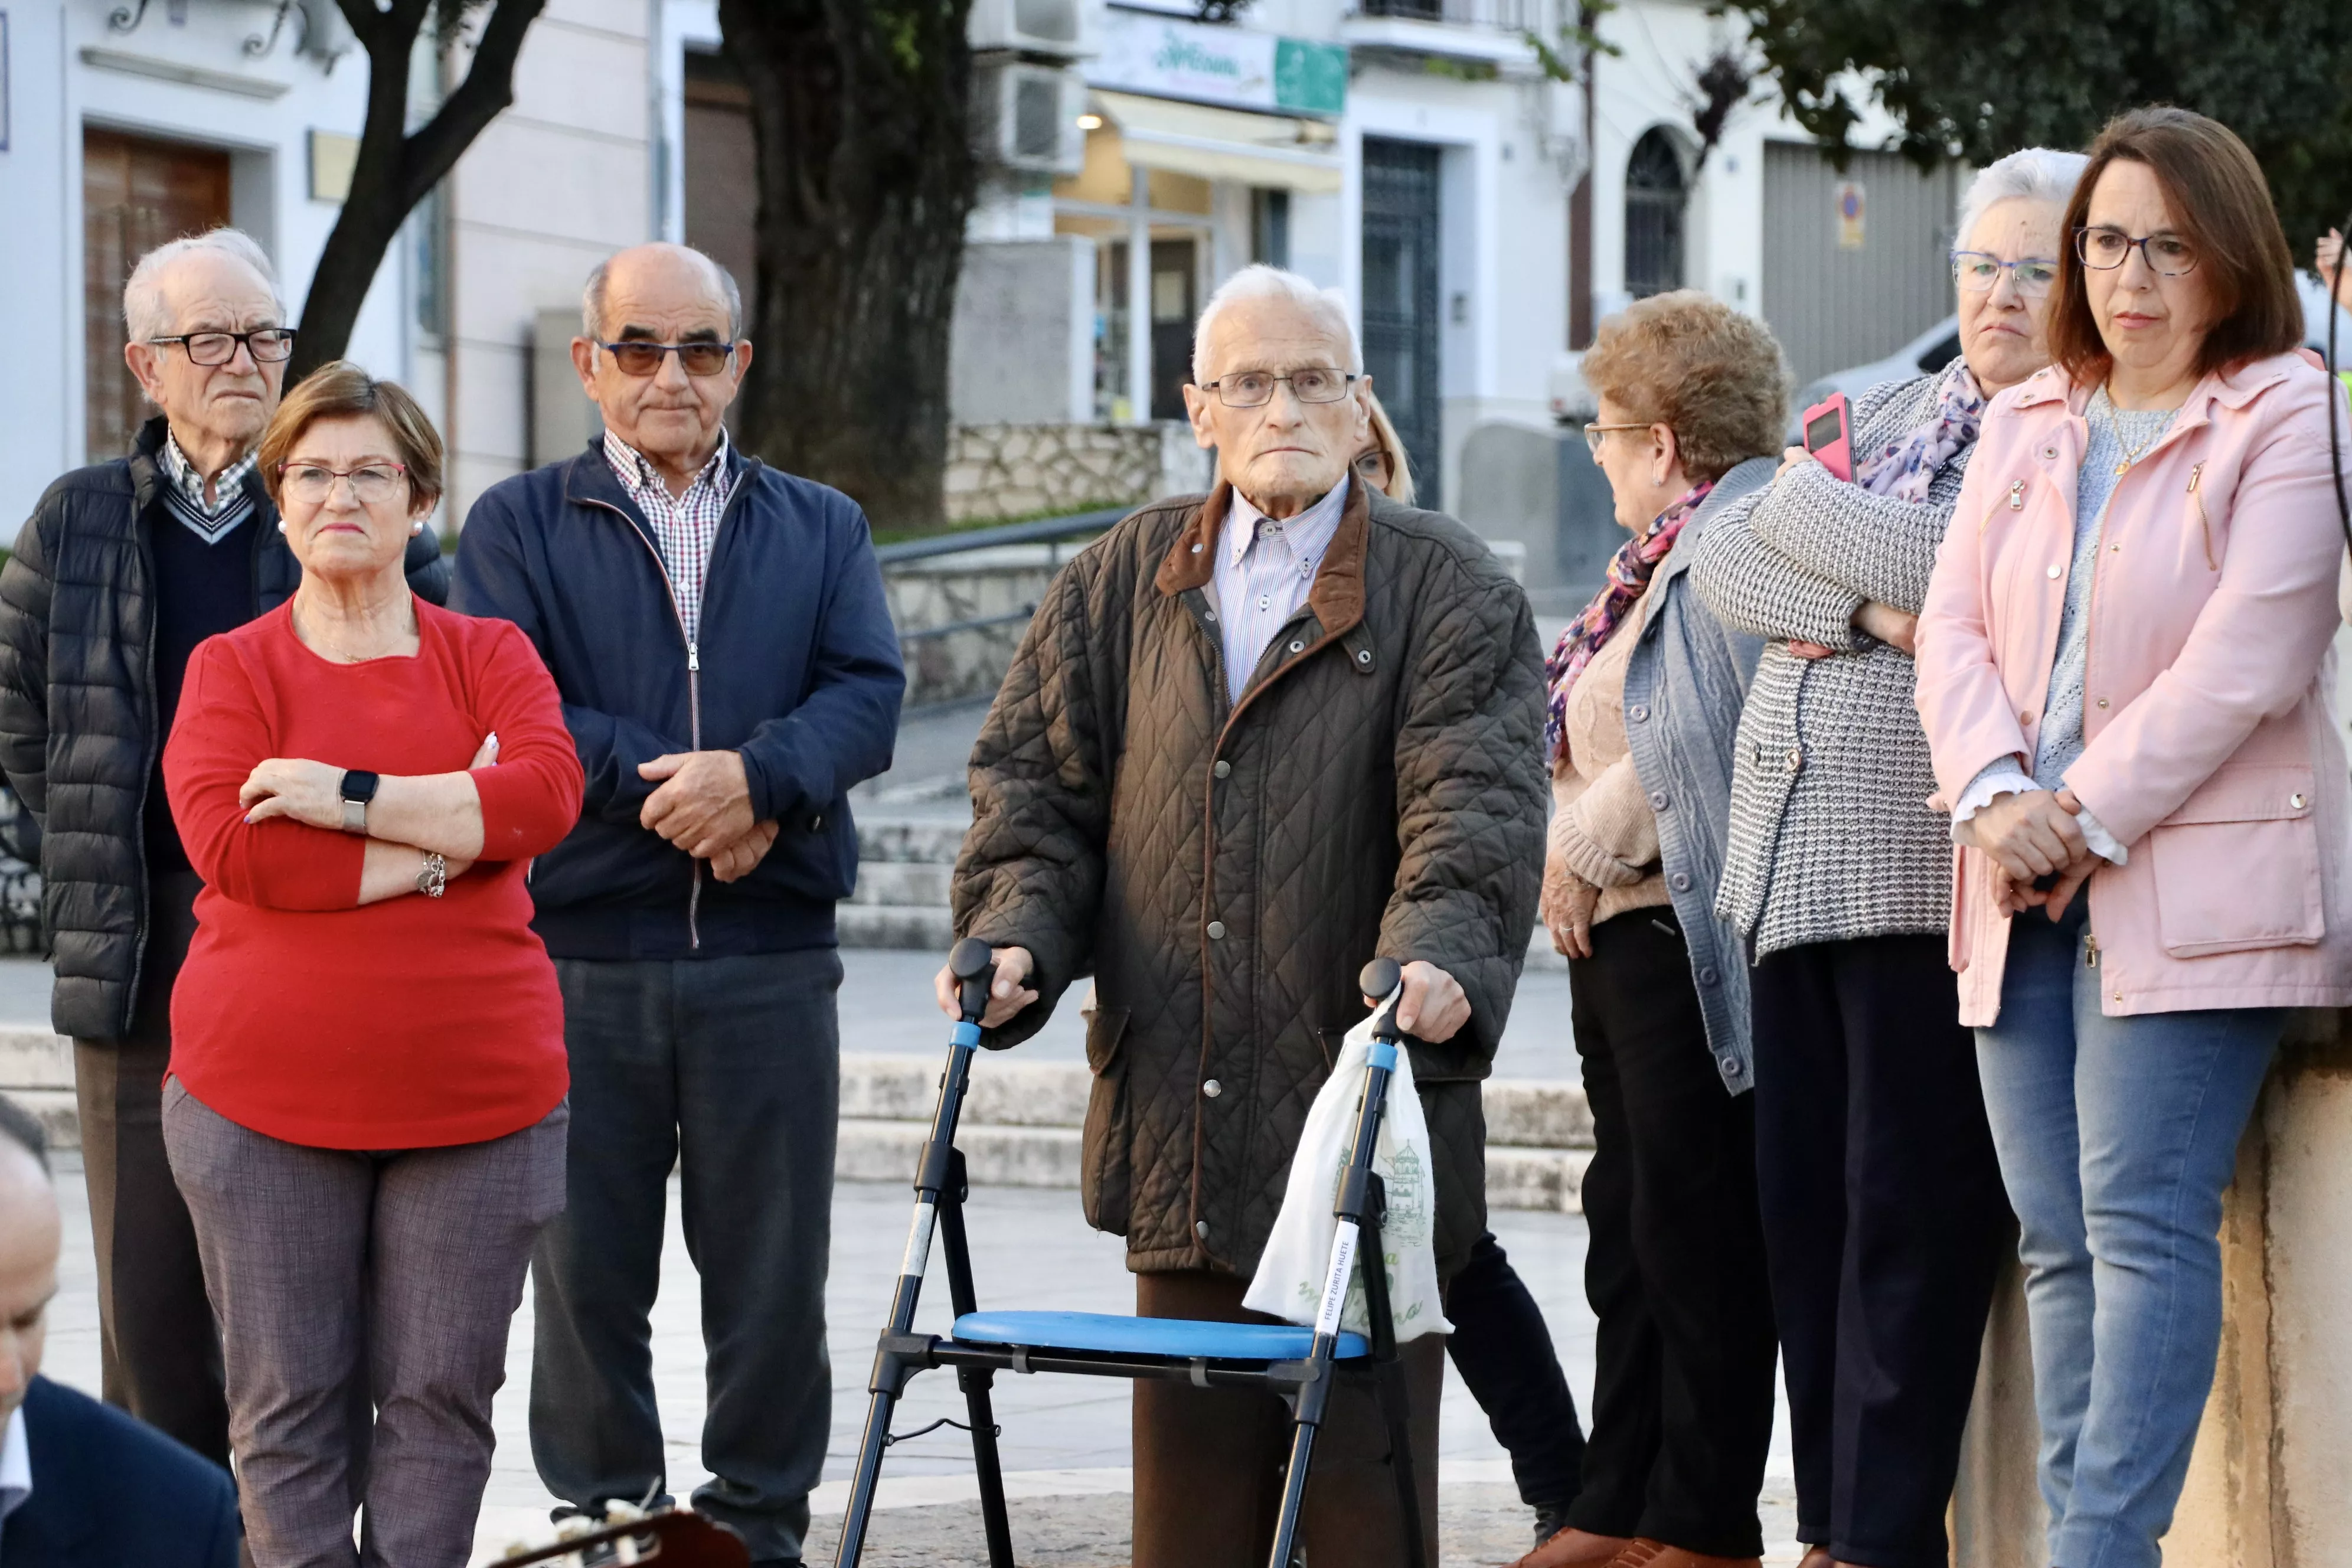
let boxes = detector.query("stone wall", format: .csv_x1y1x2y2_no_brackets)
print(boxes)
943,421,1204,525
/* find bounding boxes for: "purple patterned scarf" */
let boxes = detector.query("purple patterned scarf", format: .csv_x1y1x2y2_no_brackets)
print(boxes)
1544,482,1712,767
1854,360,1986,504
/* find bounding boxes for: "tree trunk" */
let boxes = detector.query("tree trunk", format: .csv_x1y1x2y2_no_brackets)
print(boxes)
290,0,547,381
718,0,978,534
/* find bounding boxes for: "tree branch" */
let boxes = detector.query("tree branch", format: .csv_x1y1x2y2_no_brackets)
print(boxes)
393,0,549,211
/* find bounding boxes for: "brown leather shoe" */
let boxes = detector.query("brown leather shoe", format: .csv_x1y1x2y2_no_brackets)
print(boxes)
1508,1526,1634,1568
1604,1540,1763,1568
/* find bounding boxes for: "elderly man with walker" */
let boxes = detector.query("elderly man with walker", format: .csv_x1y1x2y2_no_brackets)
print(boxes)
940,264,1546,1567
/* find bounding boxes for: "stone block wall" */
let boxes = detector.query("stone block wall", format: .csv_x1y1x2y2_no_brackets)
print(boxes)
943,421,1204,525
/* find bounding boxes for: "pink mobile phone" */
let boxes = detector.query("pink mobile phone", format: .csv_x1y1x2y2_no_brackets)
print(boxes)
1801,391,1855,482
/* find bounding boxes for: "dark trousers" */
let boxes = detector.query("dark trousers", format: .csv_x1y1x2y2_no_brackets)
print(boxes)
1445,1231,1586,1512
1749,935,2013,1568
71,870,229,1469
1131,1269,1445,1568
530,949,843,1562
1564,907,1779,1559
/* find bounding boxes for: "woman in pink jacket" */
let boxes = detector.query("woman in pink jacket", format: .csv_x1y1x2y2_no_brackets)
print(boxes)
1916,107,2352,1568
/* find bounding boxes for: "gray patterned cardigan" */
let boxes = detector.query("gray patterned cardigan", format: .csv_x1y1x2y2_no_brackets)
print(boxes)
1685,371,1976,958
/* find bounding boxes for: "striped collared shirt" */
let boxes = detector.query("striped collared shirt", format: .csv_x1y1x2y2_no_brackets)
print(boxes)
1211,476,1348,703
603,429,734,646
160,432,260,545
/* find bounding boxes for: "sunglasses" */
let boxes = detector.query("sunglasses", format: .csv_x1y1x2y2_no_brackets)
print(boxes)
600,340,737,377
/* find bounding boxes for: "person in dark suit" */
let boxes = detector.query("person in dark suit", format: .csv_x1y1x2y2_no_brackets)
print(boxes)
0,1095,239,1567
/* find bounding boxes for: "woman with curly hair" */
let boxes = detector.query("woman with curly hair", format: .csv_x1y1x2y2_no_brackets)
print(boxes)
1519,290,1788,1568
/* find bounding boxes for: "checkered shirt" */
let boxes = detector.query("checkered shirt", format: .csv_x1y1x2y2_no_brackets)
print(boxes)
1211,477,1348,704
603,429,734,645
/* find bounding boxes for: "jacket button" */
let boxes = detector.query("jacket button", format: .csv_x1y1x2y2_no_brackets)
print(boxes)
2020,710,2035,726
1698,966,1719,985
1629,704,1649,722
2095,698,2109,710
1784,748,1802,773
2292,792,2308,809
1195,1219,1210,1239
1203,1079,1223,1098
1649,790,1670,811
1670,871,1692,891
1213,760,1231,778
1207,920,1226,940
1720,1054,1740,1073
2042,446,2058,460
2046,564,2062,579
1204,608,1217,622
1356,649,1372,665
1288,639,1305,654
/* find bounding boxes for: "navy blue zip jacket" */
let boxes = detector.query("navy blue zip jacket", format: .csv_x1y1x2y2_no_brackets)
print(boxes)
450,442,904,959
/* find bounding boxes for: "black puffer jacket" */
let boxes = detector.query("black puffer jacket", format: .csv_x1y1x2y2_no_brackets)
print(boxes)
954,481,1546,1277
0,416,450,1038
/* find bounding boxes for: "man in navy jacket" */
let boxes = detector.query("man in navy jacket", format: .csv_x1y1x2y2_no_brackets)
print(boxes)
0,1096,239,1567
452,243,903,1567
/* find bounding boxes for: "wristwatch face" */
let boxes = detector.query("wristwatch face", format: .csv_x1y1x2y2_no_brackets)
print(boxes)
341,769,381,805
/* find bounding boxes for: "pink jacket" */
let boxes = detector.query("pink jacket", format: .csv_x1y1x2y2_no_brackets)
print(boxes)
1915,352,2352,1027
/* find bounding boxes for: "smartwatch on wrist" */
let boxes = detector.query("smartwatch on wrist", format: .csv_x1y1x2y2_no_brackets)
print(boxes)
339,770,379,834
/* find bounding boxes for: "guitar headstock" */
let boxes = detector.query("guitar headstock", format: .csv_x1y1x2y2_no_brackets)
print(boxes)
490,1506,750,1567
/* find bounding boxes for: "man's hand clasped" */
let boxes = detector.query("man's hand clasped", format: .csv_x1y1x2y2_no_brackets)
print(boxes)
638,749,778,884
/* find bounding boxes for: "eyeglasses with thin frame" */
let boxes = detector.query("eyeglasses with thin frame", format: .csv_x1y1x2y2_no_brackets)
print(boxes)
1195,367,1358,407
278,462,409,507
2074,226,2199,277
1583,422,1649,458
600,340,737,377
1951,251,2060,297
148,328,297,366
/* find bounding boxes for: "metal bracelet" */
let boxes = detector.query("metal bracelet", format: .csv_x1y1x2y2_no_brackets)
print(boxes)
416,851,448,900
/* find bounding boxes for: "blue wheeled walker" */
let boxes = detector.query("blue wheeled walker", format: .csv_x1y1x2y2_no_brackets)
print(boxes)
831,938,1428,1568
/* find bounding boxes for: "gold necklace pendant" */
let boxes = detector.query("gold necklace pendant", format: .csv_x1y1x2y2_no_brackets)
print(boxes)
2115,460,2131,477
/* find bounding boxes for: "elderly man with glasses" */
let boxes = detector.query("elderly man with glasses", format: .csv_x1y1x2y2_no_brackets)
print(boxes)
0,228,446,1472
940,263,1546,1568
450,241,903,1567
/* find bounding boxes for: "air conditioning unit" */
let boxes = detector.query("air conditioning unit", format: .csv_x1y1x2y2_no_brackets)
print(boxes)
974,63,1087,176
969,0,1096,58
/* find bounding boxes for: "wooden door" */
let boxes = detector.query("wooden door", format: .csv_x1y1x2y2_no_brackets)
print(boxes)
83,128,233,463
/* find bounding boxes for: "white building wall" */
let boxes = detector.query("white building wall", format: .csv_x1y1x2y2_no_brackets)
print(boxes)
441,0,652,528
0,0,405,528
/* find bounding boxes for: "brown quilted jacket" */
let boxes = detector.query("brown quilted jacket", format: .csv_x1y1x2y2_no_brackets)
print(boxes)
953,479,1546,1276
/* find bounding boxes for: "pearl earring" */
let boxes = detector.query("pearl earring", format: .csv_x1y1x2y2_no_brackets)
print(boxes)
410,521,424,535
276,520,288,534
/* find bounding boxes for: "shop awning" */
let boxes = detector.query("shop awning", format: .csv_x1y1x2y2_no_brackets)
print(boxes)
1093,91,1342,194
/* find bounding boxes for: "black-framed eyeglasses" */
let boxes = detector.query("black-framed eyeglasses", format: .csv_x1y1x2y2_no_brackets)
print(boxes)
600,340,737,377
1951,251,2060,297
2074,226,2200,277
1195,367,1358,407
148,328,296,366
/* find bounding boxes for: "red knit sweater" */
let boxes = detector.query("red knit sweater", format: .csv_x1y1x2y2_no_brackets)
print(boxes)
163,599,584,1149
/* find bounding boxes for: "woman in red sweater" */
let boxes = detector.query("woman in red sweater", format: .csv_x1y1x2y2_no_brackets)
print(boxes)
159,362,583,1566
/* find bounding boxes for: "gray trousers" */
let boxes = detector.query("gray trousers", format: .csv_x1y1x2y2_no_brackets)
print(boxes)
73,870,230,1468
529,949,842,1561
164,1079,567,1568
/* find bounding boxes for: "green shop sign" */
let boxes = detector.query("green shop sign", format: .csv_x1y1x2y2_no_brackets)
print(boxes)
1092,8,1348,117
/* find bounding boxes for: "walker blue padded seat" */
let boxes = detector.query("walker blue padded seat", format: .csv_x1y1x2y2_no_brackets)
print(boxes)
950,1310,1370,1361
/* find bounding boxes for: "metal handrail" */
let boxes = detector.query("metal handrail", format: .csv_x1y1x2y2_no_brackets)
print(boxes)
874,507,1129,566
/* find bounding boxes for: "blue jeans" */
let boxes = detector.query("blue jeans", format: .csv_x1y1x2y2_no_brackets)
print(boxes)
1975,900,2279,1568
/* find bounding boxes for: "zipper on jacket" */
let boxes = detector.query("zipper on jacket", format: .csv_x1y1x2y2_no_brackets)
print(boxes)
687,639,703,949
578,492,730,952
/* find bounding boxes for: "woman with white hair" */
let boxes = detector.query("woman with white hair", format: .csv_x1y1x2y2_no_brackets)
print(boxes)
1686,146,2086,1568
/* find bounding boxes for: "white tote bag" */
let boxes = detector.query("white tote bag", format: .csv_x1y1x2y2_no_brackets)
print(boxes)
1242,1010,1452,1341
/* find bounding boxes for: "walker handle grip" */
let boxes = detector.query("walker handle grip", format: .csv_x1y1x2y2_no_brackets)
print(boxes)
950,937,997,1025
